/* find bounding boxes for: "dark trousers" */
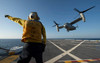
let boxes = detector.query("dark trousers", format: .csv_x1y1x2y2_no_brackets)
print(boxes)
17,42,45,63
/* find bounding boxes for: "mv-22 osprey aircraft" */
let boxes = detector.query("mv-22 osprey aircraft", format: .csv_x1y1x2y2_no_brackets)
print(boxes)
53,6,95,32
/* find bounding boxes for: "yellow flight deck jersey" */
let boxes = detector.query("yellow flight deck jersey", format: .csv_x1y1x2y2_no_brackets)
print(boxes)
7,16,46,44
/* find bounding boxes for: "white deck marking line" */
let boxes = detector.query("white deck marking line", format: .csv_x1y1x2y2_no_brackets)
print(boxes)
48,40,66,52
67,40,85,52
45,40,88,63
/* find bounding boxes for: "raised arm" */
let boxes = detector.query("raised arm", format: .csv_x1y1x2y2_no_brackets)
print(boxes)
5,15,26,27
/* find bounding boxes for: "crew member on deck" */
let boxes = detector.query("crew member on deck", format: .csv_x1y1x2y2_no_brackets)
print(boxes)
5,12,46,63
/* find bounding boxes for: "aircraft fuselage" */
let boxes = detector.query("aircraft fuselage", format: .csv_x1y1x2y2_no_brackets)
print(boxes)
64,23,76,31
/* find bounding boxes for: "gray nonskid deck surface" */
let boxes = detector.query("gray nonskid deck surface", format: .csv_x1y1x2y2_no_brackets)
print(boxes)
29,40,100,63
71,40,100,63
3,39,100,63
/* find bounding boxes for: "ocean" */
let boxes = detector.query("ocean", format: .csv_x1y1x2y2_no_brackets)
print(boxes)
0,39,24,55
48,38,100,40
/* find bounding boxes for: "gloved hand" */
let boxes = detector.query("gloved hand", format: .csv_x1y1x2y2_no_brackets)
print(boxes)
5,15,9,18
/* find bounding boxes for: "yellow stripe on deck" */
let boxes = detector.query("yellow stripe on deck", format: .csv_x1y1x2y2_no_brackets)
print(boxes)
0,55,19,63
65,61,72,63
77,60,84,62
88,59,95,62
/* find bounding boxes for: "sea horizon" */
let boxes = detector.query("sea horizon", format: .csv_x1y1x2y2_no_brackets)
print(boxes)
0,38,100,40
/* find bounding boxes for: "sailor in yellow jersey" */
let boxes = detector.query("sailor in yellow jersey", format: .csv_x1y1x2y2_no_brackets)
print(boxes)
5,12,46,63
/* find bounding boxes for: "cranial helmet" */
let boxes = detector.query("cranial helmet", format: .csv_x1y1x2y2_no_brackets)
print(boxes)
28,12,40,20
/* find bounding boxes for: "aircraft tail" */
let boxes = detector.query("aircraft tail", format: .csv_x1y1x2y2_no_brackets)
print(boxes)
53,21,59,32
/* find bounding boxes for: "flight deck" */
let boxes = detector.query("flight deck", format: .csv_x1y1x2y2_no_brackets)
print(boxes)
0,39,100,63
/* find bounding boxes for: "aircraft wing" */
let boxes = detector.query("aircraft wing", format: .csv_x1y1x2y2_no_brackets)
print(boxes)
70,18,82,25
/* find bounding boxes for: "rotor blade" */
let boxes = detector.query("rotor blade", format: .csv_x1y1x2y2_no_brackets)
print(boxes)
74,8,80,13
53,21,59,27
81,6,95,13
52,25,56,27
54,21,58,25
53,21,59,25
